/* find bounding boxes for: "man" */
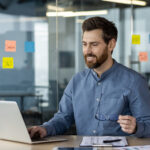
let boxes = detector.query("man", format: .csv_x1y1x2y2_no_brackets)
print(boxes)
28,17,150,138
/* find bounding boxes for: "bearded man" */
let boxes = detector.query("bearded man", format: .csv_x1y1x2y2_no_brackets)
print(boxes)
28,17,150,138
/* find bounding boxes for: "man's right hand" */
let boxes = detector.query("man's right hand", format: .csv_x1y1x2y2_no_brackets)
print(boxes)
28,126,47,139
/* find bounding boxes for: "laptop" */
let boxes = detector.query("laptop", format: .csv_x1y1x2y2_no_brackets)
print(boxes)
0,101,67,144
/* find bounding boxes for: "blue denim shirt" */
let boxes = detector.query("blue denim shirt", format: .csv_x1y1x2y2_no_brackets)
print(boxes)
43,60,150,137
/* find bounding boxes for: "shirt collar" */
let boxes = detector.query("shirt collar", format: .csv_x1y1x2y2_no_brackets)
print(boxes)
91,59,119,81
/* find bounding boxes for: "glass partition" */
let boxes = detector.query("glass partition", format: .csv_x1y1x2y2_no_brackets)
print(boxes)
0,0,150,125
47,0,150,116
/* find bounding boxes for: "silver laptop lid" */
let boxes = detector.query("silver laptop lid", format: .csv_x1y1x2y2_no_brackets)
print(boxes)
0,101,32,143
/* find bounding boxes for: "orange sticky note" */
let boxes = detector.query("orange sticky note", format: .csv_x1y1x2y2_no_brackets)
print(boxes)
5,40,16,52
132,35,140,44
139,52,148,62
2,57,14,69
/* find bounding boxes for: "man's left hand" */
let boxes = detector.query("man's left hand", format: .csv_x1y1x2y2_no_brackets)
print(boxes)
117,115,137,134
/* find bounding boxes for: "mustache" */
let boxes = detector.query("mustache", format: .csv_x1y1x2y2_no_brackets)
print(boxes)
85,54,96,57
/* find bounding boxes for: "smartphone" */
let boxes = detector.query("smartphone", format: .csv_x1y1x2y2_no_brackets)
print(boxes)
53,148,98,150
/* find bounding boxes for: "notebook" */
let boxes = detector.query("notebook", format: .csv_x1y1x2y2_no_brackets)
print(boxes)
0,101,67,144
80,136,128,147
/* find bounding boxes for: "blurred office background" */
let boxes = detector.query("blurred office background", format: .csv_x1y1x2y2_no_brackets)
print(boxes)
0,0,150,127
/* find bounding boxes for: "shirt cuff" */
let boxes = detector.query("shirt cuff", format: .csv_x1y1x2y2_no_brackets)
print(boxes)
134,122,144,137
41,122,56,136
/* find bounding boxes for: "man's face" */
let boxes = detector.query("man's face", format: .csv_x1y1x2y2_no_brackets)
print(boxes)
82,29,109,69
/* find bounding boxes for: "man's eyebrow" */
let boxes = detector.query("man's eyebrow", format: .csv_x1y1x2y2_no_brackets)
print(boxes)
90,42,99,44
82,41,86,43
82,41,99,43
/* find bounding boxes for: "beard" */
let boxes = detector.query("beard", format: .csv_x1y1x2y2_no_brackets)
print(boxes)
84,47,108,69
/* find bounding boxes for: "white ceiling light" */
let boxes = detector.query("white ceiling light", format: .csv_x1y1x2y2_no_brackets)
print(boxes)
46,10,108,17
47,4,65,11
46,11,73,17
65,10,108,17
102,0,146,6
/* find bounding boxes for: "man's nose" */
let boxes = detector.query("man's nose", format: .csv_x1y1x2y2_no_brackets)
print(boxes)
86,45,92,53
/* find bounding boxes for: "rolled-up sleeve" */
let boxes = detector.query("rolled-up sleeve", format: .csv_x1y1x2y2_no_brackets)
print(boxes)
129,76,150,137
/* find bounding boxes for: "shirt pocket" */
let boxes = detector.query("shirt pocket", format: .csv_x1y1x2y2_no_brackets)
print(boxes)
96,113,119,129
102,120,119,129
100,97,126,115
98,97,127,129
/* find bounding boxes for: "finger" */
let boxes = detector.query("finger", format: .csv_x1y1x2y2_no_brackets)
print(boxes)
40,132,45,138
117,119,131,125
38,129,44,138
28,127,35,136
119,123,135,131
28,127,32,133
119,115,134,120
120,122,136,134
39,127,47,138
121,127,133,134
119,123,130,129
119,119,135,128
30,126,40,138
118,115,136,126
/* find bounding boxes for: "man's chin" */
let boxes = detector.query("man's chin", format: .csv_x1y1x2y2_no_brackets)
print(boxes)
86,63,100,69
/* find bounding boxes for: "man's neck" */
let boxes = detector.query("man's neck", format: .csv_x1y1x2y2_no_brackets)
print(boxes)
93,58,114,77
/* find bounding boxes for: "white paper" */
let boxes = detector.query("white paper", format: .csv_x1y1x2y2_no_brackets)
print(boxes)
116,145,150,150
80,136,128,147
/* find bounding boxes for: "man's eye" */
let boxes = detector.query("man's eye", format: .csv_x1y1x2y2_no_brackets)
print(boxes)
92,43,98,46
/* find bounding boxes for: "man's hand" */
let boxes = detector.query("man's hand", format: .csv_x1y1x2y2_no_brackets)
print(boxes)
117,115,137,134
28,126,47,139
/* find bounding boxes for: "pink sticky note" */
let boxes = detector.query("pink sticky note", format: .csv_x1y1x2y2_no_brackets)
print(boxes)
5,40,16,52
139,52,148,62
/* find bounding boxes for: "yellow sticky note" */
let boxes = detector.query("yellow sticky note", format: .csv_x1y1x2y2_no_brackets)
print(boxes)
2,57,14,69
5,40,16,52
132,35,140,44
139,52,148,62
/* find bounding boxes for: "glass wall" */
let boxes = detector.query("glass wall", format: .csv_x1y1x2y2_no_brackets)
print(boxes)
47,0,150,117
0,0,150,125
0,4,49,125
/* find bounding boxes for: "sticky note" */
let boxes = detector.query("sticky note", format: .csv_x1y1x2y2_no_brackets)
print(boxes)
5,40,16,52
139,52,148,62
2,57,14,69
132,35,140,44
25,41,35,52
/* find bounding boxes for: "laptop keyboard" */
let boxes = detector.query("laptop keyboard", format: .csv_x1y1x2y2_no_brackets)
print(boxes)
32,137,49,142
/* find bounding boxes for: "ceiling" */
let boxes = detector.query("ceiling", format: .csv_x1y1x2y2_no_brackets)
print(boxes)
0,0,149,16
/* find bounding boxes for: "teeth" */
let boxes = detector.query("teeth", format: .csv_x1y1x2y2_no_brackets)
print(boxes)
87,57,94,61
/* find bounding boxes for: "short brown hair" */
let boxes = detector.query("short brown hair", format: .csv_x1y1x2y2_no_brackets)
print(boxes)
82,17,118,44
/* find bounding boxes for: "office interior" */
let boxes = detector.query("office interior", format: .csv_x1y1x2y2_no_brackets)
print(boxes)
0,0,150,131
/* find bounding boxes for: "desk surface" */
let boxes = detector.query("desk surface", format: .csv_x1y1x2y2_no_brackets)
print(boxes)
0,136,150,150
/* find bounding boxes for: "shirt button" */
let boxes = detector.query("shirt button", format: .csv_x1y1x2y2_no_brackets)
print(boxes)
96,114,98,117
93,72,96,76
97,82,101,85
96,98,100,102
93,130,96,134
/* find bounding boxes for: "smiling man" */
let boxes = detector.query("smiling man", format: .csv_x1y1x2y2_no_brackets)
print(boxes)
28,17,150,138
82,29,114,76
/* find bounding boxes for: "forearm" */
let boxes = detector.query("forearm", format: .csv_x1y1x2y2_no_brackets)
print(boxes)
135,121,150,137
41,78,74,136
41,112,74,136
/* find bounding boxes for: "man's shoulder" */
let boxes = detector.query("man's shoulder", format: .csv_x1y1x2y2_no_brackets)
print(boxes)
73,68,91,80
117,62,145,81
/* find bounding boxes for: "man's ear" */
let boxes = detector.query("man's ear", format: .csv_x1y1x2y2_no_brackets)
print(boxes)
108,39,116,53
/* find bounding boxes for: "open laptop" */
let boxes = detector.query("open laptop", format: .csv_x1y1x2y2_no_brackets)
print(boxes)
0,101,67,144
